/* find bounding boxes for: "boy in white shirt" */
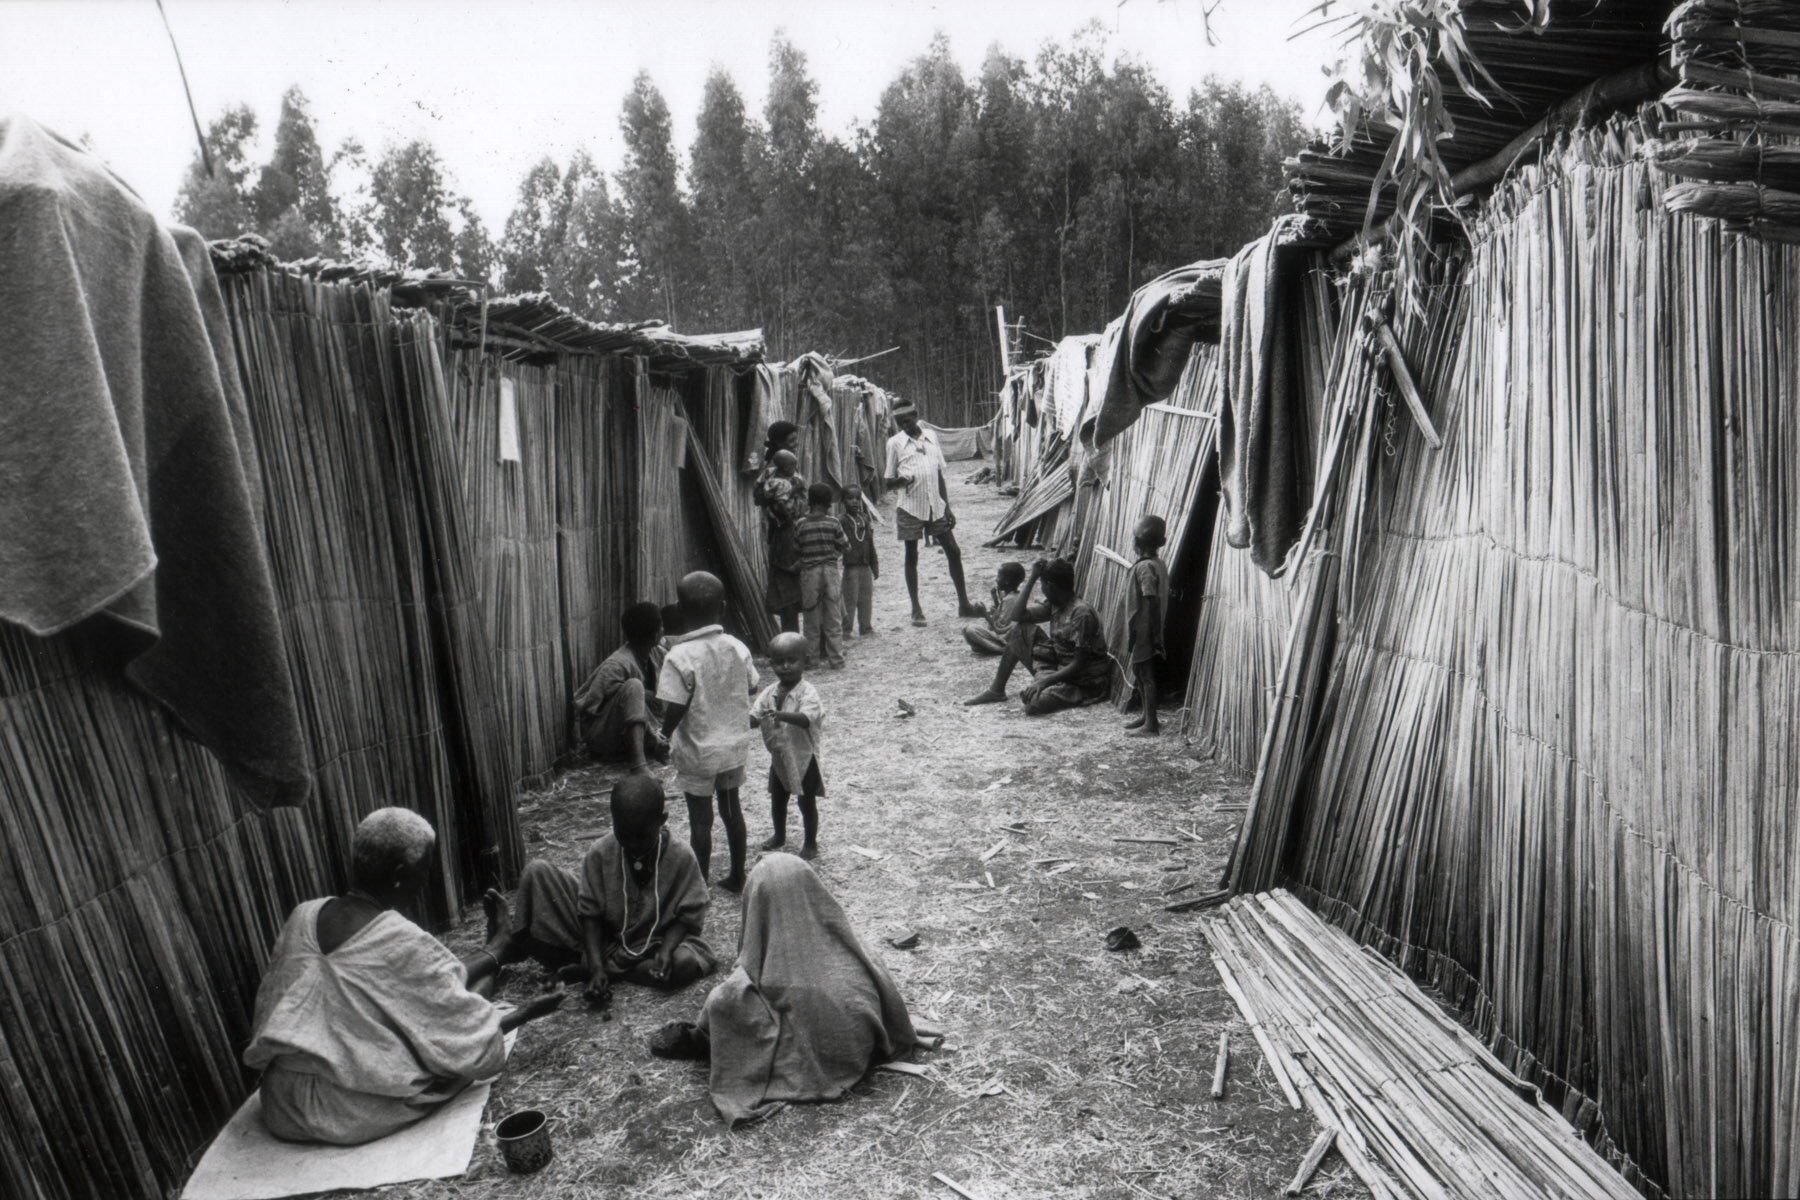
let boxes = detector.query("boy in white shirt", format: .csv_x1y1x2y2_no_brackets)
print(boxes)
750,632,826,859
657,572,759,891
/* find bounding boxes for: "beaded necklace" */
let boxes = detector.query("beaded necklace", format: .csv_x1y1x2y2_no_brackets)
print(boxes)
618,829,664,958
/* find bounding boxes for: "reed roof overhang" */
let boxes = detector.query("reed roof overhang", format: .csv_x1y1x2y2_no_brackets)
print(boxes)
208,235,765,372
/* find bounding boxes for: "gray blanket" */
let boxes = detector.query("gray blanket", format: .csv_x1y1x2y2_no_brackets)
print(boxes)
0,115,308,806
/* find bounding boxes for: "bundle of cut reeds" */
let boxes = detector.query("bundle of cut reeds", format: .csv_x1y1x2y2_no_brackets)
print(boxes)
639,383,691,608
1202,891,1644,1200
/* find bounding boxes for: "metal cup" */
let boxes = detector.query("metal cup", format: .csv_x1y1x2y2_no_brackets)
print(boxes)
495,1109,552,1174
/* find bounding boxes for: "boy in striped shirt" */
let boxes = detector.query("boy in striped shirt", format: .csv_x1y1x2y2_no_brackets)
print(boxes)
795,483,849,669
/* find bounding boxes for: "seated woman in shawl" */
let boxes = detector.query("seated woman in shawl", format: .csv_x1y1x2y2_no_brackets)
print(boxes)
244,809,563,1145
488,774,717,1005
648,853,916,1124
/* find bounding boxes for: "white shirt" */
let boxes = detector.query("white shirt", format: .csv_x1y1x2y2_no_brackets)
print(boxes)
884,428,948,521
656,626,760,778
751,678,826,795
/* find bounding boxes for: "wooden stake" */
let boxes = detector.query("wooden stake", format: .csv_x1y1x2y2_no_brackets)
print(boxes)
1284,1129,1337,1196
1211,1032,1230,1098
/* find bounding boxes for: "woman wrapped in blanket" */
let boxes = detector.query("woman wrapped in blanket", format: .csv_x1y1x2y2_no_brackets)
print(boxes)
646,853,916,1124
244,809,563,1144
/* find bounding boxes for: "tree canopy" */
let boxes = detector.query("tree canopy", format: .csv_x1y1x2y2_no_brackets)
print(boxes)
173,27,1306,423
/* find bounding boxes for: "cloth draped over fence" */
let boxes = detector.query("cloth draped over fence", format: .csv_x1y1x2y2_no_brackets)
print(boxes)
1216,233,1311,578
1087,257,1225,447
0,113,309,808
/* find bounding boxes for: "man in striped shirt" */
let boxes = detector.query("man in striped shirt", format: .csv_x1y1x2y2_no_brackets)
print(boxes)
883,398,978,627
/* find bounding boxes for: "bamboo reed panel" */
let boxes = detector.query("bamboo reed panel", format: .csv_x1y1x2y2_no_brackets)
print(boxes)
1073,344,1221,693
1201,891,1643,1200
1180,516,1299,770
1250,124,1800,1197
447,355,573,783
0,621,320,1200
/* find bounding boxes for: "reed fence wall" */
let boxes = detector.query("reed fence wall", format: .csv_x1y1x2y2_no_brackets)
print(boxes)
1180,522,1298,771
0,260,546,1200
1249,131,1799,1198
1075,345,1221,693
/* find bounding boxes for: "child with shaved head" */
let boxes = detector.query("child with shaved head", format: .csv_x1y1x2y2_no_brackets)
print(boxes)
491,775,716,1006
751,631,827,858
657,571,759,891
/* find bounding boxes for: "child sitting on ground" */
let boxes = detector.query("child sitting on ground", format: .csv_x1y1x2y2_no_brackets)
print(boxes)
1124,515,1170,737
839,489,879,638
795,483,849,670
658,571,760,891
962,561,1026,657
751,632,826,859
486,774,717,1006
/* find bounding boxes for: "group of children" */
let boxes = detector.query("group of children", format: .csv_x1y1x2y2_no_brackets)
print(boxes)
658,571,829,892
607,497,1172,896
960,513,1170,734
757,448,881,670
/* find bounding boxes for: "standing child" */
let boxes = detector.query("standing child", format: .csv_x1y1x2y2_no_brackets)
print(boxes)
751,632,826,859
839,489,880,638
795,483,848,669
1124,515,1170,736
658,572,760,891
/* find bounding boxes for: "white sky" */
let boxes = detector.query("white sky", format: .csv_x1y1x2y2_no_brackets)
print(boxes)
1,0,1342,229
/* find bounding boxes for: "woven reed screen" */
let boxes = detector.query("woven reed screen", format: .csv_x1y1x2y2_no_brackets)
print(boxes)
1268,131,1800,1197
1180,517,1298,771
1075,344,1221,695
0,266,527,1199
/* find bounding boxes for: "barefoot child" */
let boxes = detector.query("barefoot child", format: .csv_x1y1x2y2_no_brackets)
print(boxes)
658,572,760,891
795,483,848,669
751,632,826,859
493,775,717,1006
839,489,879,637
962,561,1026,657
1125,515,1170,736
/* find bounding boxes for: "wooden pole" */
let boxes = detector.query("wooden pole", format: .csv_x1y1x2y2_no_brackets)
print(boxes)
1284,1129,1337,1196
1370,319,1442,448
996,305,1012,378
1211,1032,1230,1098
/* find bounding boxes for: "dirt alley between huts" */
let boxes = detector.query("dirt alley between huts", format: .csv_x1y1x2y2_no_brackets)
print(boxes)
388,473,1367,1200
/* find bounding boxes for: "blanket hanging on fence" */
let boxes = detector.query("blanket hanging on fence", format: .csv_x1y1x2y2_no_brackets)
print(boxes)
1089,259,1222,446
1216,234,1307,577
0,115,309,807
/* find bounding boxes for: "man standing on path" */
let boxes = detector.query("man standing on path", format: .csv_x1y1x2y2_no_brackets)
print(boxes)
884,398,979,626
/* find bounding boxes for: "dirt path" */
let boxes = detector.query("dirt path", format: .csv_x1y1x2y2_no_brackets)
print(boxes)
402,473,1364,1199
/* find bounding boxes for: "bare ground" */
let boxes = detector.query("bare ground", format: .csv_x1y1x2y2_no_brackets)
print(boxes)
362,474,1366,1200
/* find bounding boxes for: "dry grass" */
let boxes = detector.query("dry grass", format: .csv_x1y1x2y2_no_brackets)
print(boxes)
333,476,1364,1200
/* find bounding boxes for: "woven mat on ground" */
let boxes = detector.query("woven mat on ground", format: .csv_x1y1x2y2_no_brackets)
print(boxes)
181,1032,516,1200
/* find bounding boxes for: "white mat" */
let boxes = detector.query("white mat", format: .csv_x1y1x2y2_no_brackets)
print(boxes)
182,1033,515,1200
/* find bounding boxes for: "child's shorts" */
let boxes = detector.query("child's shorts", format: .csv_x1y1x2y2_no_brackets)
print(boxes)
676,765,746,797
769,758,824,801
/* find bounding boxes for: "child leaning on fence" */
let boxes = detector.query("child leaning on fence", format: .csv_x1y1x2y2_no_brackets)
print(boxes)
794,483,849,670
